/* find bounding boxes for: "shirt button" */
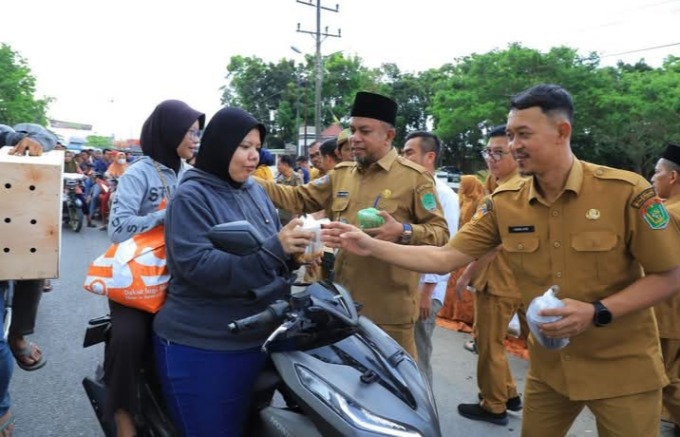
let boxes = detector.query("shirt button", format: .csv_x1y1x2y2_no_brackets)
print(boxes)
553,241,561,248
551,210,559,217
555,272,562,278
517,244,524,250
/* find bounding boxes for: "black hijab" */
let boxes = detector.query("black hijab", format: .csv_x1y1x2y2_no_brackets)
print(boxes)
140,100,205,173
195,107,266,186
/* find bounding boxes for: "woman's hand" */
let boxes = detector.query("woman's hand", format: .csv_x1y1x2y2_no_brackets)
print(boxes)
277,218,314,255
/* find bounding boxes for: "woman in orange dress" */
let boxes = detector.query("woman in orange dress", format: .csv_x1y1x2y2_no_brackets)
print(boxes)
438,175,484,331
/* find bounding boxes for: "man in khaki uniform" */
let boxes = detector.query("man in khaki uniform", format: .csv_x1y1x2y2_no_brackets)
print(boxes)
455,124,524,425
324,84,680,436
256,92,449,358
651,142,680,434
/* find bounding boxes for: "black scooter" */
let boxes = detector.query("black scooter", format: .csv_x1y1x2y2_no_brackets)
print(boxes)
83,221,442,436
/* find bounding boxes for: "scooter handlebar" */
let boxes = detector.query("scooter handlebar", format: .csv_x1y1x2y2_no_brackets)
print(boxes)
227,300,289,333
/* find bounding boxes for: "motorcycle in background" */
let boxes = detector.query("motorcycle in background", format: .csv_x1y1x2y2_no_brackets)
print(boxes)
62,173,85,232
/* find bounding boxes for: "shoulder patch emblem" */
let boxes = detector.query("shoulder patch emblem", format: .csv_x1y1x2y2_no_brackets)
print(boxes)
631,187,656,209
421,192,437,211
471,198,493,223
313,175,330,187
641,198,669,230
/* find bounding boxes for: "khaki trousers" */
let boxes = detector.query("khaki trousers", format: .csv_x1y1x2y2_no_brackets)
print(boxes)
521,372,662,437
661,338,680,426
474,290,522,413
380,323,417,360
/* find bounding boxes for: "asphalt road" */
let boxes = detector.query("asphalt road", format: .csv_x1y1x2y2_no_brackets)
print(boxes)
8,226,677,436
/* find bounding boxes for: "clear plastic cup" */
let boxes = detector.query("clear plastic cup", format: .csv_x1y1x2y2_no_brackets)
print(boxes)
296,221,323,264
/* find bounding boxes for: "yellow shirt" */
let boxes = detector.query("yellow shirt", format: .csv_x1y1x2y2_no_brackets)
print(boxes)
310,167,323,180
449,159,680,400
256,148,450,325
653,195,680,339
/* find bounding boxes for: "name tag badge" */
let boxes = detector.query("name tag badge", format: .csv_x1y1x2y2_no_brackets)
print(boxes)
508,225,535,233
336,191,349,198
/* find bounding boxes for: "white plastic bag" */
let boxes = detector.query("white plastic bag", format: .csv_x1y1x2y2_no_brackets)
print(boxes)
526,286,570,350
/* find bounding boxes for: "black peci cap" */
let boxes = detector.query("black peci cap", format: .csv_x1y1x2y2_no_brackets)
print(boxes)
662,143,680,167
350,92,398,126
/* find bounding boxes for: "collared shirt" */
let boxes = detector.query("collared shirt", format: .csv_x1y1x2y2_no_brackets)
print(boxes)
653,195,680,339
471,170,522,298
256,148,450,325
420,177,460,303
449,159,680,400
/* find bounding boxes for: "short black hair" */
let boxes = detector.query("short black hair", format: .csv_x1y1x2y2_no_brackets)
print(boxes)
488,124,506,138
279,154,295,167
319,139,338,157
295,156,307,164
510,84,574,124
405,131,441,158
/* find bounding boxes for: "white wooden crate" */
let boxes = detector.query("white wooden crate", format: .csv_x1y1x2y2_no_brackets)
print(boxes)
0,146,64,280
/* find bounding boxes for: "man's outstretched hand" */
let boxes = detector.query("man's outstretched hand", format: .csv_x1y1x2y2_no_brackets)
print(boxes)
9,137,44,156
322,221,374,256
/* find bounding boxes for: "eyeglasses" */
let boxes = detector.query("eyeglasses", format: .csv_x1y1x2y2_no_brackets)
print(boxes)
187,129,202,141
480,149,510,162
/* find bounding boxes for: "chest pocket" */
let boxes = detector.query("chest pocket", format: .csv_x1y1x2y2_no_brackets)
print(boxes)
502,235,544,281
377,199,399,215
570,231,622,284
331,197,350,222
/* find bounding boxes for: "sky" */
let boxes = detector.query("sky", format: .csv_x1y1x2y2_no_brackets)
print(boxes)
1,0,679,140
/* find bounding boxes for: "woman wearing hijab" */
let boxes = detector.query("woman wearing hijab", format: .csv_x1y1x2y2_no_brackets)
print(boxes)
106,151,129,178
439,175,485,329
153,107,314,436
105,100,205,437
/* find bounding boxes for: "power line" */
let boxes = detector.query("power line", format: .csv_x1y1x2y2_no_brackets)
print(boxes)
600,42,680,58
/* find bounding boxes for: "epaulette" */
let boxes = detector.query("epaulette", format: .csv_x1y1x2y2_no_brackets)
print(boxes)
396,155,429,174
333,161,355,169
493,177,525,195
587,162,640,186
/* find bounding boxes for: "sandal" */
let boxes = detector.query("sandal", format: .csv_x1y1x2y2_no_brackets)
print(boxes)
464,339,478,354
0,410,14,436
11,341,46,371
42,280,53,292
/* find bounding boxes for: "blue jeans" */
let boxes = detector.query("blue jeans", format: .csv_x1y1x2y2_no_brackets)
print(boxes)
0,283,14,417
153,335,267,437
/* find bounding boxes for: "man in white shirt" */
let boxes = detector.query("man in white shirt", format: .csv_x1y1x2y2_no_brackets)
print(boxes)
402,131,460,385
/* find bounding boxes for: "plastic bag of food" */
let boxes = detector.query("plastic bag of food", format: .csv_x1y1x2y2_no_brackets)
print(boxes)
526,286,570,350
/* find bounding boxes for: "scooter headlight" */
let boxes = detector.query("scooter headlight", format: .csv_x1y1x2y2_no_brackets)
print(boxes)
296,365,422,437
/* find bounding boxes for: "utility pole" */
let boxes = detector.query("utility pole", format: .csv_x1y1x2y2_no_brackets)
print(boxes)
296,0,341,154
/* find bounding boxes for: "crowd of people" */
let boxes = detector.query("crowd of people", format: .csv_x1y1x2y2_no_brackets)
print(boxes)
1,83,679,437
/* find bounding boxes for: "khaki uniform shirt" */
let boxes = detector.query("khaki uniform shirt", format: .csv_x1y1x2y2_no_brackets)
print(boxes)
471,171,522,298
653,196,680,339
257,148,450,325
449,159,680,400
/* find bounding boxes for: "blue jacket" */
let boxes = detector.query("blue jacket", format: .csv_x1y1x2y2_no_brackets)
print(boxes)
153,168,291,351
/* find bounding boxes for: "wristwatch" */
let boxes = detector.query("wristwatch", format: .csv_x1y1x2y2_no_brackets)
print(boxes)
400,223,413,244
592,300,612,327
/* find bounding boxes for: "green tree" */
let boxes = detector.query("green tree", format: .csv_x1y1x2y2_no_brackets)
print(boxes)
430,44,605,172
591,60,680,176
0,43,51,126
86,135,114,149
221,53,375,147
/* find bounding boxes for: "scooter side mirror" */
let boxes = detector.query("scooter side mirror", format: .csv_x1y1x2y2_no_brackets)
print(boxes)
208,221,264,256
